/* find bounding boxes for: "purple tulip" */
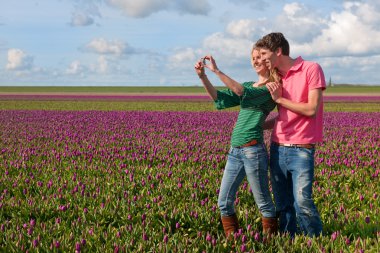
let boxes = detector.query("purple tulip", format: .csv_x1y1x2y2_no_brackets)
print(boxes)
254,232,260,241
206,233,212,242
163,234,168,243
75,242,81,251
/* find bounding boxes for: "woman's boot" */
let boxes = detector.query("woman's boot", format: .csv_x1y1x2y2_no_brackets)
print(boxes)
262,217,278,237
221,214,239,239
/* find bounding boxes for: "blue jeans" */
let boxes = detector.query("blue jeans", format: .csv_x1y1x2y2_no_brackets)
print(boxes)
218,144,276,218
270,143,323,237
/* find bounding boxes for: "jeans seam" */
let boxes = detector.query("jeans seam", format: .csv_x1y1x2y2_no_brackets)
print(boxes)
220,150,244,215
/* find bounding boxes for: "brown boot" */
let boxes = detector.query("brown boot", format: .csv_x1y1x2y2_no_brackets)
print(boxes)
221,214,239,239
262,217,278,236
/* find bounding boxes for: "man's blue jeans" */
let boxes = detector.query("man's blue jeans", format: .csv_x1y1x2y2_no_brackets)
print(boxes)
218,144,276,218
270,143,323,237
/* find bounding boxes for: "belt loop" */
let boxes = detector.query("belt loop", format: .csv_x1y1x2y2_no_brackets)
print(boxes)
239,139,258,148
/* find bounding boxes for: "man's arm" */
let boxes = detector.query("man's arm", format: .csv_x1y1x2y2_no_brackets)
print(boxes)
267,82,323,117
277,89,322,117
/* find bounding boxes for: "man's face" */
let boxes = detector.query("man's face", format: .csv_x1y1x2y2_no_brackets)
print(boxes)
259,48,277,70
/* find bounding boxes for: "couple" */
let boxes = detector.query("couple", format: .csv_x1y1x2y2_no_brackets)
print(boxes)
194,32,325,239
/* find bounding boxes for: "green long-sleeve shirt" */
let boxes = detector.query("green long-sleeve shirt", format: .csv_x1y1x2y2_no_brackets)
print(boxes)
214,81,276,147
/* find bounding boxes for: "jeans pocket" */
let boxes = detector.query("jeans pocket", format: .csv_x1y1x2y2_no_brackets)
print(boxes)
298,147,315,159
242,147,259,160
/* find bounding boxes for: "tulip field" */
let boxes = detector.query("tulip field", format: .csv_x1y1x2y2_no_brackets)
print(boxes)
0,92,379,252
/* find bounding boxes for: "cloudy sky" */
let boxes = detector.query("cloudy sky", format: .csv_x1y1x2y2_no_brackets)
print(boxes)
1,0,380,86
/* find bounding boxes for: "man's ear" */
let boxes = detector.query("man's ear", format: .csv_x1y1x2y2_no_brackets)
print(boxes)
276,47,282,56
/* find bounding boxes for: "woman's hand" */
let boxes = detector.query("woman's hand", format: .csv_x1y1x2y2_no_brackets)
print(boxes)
194,58,206,77
202,55,220,73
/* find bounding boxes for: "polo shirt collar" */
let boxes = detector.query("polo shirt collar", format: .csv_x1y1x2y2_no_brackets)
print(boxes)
290,56,304,72
281,57,304,79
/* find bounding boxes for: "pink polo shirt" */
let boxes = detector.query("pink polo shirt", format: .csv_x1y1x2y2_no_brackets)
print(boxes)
272,57,326,144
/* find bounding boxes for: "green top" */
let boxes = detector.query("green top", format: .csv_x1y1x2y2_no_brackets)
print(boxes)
214,81,276,147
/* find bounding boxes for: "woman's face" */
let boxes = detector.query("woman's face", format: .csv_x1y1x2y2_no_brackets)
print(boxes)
252,49,268,75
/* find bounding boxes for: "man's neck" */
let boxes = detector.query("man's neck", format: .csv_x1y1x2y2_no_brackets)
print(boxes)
278,56,295,77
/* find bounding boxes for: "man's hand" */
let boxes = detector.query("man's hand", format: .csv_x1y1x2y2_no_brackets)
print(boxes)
267,82,282,102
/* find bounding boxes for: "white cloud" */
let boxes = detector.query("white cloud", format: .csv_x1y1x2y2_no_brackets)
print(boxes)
105,0,210,18
168,47,197,70
167,19,261,73
6,49,34,71
97,56,108,73
273,3,326,44
164,32,253,84
202,32,252,62
65,55,126,77
320,55,380,84
290,1,380,57
354,1,380,26
106,0,170,18
66,60,85,75
70,12,94,26
86,38,134,56
70,1,101,26
176,0,211,15
225,19,266,39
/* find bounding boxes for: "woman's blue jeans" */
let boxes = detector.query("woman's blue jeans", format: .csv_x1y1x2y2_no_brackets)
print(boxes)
270,143,323,237
218,144,276,218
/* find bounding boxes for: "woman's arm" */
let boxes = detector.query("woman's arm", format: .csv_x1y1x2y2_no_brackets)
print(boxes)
194,59,217,100
195,56,240,109
203,55,245,96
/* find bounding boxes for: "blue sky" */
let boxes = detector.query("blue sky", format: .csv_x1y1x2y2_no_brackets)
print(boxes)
1,0,380,86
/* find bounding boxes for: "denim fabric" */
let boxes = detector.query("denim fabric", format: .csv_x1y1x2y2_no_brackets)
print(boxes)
270,143,323,237
218,144,276,218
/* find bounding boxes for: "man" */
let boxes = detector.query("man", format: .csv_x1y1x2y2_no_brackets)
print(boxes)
255,32,325,237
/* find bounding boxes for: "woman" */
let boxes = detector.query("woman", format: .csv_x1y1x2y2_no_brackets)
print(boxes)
194,47,280,238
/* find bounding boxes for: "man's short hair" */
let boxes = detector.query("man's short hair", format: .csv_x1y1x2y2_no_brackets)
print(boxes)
255,32,290,56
